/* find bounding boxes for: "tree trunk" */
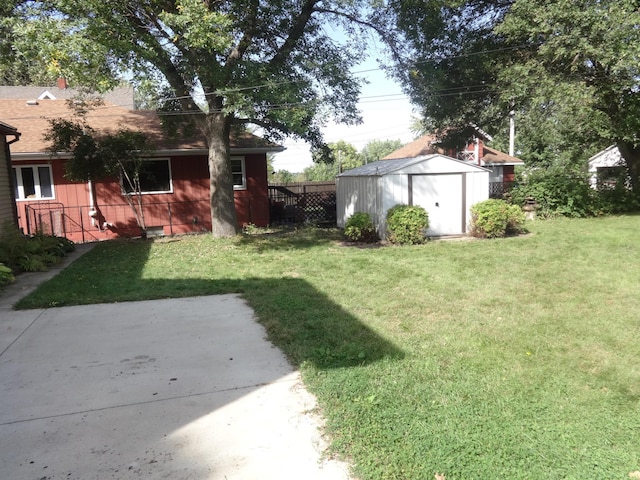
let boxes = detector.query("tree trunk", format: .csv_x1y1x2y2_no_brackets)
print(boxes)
616,141,640,196
202,113,239,237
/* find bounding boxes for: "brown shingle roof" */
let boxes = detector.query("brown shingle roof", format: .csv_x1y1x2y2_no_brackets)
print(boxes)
1,99,282,154
481,146,524,165
382,134,442,159
383,133,524,165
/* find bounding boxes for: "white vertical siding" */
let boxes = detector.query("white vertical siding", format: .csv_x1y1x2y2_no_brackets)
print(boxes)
336,176,379,228
465,171,490,232
337,155,490,238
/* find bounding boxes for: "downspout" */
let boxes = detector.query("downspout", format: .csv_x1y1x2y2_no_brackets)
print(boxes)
6,133,21,230
87,179,100,229
474,138,481,166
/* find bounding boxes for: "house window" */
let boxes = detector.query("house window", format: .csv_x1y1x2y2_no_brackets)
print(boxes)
232,156,246,190
122,158,172,194
12,165,55,200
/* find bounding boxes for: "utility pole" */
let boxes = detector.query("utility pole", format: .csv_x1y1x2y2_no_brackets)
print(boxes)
509,109,515,157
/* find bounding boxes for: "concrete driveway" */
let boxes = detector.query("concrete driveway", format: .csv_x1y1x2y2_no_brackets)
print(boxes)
0,249,351,479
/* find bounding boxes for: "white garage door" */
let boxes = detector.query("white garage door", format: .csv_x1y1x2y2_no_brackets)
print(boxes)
411,174,463,236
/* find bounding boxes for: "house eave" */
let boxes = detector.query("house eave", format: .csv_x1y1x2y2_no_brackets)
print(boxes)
12,146,285,161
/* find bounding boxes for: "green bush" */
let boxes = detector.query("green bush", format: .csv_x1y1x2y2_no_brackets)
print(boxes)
344,212,378,243
0,223,75,274
386,204,429,245
470,199,525,238
0,263,13,287
509,167,598,217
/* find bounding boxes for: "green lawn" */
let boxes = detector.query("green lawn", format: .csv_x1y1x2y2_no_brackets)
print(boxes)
17,216,640,479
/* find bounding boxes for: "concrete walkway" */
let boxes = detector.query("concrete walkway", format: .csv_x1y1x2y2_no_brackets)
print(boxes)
0,245,352,479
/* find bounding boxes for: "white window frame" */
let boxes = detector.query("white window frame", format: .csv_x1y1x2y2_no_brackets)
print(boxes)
121,158,173,195
13,164,55,201
231,156,247,190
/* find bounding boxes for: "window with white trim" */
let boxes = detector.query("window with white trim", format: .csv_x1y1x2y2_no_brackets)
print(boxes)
122,158,172,194
231,156,247,190
12,165,55,200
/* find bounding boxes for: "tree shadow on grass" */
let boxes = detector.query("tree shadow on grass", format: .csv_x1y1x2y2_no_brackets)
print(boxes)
14,239,403,370
4,237,403,478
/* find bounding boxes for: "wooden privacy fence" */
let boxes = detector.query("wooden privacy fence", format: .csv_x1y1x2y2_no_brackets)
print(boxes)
268,182,336,225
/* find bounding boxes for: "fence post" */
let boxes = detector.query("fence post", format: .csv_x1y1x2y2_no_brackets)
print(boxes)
79,207,85,243
25,204,32,235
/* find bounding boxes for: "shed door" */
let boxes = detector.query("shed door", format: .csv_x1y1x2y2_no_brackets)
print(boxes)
411,174,464,236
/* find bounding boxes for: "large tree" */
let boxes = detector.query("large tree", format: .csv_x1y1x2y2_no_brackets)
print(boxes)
5,0,397,236
390,0,640,193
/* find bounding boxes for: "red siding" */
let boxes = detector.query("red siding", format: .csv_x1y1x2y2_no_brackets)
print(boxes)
503,165,515,182
14,153,270,242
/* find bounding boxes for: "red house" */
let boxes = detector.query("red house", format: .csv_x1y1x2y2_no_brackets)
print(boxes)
3,97,283,243
384,132,524,197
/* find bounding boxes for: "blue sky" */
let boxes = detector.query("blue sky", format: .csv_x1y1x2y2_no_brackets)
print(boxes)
271,57,418,173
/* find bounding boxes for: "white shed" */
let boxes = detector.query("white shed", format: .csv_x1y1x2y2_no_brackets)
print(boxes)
336,154,489,237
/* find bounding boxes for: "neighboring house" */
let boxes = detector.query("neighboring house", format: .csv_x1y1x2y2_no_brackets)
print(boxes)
0,78,134,108
2,95,283,242
588,145,628,189
383,133,524,198
336,154,489,237
0,121,20,234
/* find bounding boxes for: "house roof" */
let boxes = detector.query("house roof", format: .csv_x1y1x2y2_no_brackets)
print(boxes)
383,133,524,166
0,84,134,108
382,134,440,159
480,146,524,166
0,98,283,156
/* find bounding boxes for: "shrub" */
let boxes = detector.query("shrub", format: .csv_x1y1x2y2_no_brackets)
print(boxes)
344,212,378,243
0,263,13,287
386,204,429,245
0,223,75,274
470,199,525,238
509,166,598,218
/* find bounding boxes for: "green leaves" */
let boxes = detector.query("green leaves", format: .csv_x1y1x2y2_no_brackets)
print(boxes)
159,0,233,52
385,204,429,245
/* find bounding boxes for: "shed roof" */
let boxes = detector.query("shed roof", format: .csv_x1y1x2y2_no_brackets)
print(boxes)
338,154,489,177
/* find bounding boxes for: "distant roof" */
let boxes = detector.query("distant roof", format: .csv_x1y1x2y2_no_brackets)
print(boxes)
0,83,134,108
383,133,523,165
383,134,440,160
481,146,524,165
1,98,283,155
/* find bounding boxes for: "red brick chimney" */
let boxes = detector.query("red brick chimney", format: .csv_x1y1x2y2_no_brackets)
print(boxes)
57,77,68,90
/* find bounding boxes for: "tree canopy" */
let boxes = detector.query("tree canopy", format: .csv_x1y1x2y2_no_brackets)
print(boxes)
3,0,398,235
390,0,640,192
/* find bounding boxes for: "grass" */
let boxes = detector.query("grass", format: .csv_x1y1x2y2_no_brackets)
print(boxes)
16,217,640,479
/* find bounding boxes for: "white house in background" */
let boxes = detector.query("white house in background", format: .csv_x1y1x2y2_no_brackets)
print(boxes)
588,146,629,188
336,154,489,238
